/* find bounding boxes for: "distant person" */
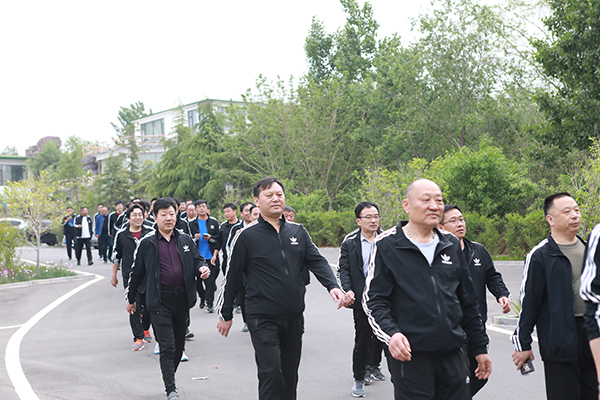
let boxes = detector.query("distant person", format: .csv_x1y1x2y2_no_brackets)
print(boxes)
249,204,260,222
95,206,111,263
216,202,239,275
74,207,93,266
108,201,125,237
364,179,491,399
438,204,510,396
111,203,153,350
61,206,77,260
512,193,597,400
216,177,344,400
337,201,385,398
126,198,210,400
283,205,295,222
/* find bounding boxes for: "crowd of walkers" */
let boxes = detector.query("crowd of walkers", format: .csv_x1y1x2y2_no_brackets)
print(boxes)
60,177,600,400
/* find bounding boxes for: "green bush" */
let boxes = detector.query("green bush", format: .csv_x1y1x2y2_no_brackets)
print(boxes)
504,209,549,259
0,222,24,269
296,210,356,247
463,211,505,255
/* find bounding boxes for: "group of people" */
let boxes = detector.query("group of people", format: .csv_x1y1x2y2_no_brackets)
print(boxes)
60,177,600,400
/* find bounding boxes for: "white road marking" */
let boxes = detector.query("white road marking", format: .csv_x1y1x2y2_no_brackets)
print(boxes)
0,325,23,330
4,269,104,400
486,323,538,342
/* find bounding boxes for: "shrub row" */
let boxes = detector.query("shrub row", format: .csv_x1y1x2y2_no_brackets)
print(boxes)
297,209,551,259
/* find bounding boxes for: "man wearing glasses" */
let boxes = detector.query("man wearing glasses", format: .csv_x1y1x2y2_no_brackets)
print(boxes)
338,201,386,397
438,204,510,396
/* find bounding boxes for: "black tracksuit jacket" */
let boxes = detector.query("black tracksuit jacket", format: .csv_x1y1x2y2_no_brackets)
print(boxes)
73,215,93,238
216,216,339,322
112,225,152,283
463,238,510,323
126,229,208,312
512,234,587,362
337,227,382,310
363,221,488,357
581,224,600,340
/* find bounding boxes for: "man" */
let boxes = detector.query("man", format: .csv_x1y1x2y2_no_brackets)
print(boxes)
580,223,600,395
109,201,125,237
74,207,94,266
283,205,295,222
111,203,153,350
438,204,510,396
61,206,77,260
189,200,220,313
249,204,260,222
215,202,239,275
95,206,111,263
126,198,210,400
226,201,253,256
216,177,345,400
512,193,597,400
364,179,491,400
338,201,385,398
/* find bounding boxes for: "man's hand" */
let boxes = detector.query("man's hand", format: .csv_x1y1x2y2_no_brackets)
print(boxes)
126,302,136,315
217,319,233,337
210,255,217,266
474,353,492,380
199,266,210,280
110,275,118,287
203,234,212,241
512,349,534,370
388,332,412,361
341,290,356,308
498,296,511,314
194,233,201,240
329,288,345,309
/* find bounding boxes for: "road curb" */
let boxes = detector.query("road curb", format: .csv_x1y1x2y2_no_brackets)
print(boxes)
0,273,89,290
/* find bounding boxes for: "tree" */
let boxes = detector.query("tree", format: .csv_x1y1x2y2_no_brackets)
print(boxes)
26,141,61,176
54,136,90,209
111,101,148,185
93,153,131,206
1,146,18,155
533,0,600,151
1,171,63,268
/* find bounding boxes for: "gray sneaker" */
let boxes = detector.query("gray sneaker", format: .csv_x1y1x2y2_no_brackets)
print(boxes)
371,366,386,381
364,367,373,385
352,380,366,397
132,339,144,351
167,391,179,400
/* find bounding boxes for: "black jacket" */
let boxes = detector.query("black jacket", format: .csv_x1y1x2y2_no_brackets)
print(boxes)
512,234,587,362
73,215,93,239
62,213,76,236
108,211,124,237
189,216,220,253
463,238,510,322
581,224,600,340
216,216,339,321
112,225,153,281
216,219,239,263
126,229,208,312
364,221,488,356
337,227,382,310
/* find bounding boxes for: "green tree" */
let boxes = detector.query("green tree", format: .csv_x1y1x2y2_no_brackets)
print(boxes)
94,153,131,206
1,171,63,268
111,101,148,185
26,141,61,176
1,146,18,155
54,136,90,209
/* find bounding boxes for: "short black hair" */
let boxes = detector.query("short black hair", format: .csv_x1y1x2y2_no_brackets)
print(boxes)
543,192,573,216
284,205,295,213
126,203,145,219
114,200,123,206
151,198,158,203
354,201,379,218
250,204,259,212
142,200,151,212
253,177,285,197
223,202,237,211
80,207,87,211
97,203,103,207
240,201,254,212
153,198,177,214
66,206,73,210
441,204,463,224
194,199,208,207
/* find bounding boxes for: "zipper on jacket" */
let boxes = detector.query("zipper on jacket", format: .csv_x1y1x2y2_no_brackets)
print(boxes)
277,233,290,278
430,269,444,345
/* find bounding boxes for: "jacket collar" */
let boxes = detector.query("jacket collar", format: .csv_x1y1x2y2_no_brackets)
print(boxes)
546,233,586,257
394,220,454,256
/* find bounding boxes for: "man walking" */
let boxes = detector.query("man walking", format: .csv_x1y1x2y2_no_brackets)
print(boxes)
111,203,153,350
95,206,111,263
438,204,510,396
74,207,93,266
512,193,597,400
61,206,77,260
126,198,210,400
216,177,345,400
215,202,239,274
364,179,491,400
338,201,385,397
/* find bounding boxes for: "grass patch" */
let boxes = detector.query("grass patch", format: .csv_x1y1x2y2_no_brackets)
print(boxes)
0,261,77,284
491,255,523,262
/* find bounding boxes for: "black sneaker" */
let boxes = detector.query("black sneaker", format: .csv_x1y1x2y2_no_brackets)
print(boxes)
185,329,194,339
88,261,94,266
199,299,206,309
206,306,214,313
371,366,386,381
167,391,179,400
76,260,81,266
364,367,373,385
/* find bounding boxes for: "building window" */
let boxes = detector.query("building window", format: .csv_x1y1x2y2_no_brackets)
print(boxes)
141,119,164,138
188,110,197,129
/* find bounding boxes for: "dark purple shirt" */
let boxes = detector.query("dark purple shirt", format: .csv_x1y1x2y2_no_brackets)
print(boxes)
157,231,185,287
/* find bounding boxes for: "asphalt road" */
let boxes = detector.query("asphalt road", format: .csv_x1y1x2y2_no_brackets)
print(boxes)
0,245,546,400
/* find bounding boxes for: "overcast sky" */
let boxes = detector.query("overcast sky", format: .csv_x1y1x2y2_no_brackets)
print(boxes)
1,1,429,156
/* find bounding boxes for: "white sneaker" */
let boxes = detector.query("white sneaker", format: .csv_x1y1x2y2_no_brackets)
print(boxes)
154,342,160,354
181,351,189,362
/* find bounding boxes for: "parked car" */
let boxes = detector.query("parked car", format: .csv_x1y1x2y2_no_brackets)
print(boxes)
0,217,58,246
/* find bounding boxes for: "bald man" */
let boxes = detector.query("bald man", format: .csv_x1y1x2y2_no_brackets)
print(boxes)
363,179,491,400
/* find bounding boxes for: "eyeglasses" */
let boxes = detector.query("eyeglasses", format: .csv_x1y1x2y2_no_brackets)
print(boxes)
442,217,466,225
359,215,379,221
